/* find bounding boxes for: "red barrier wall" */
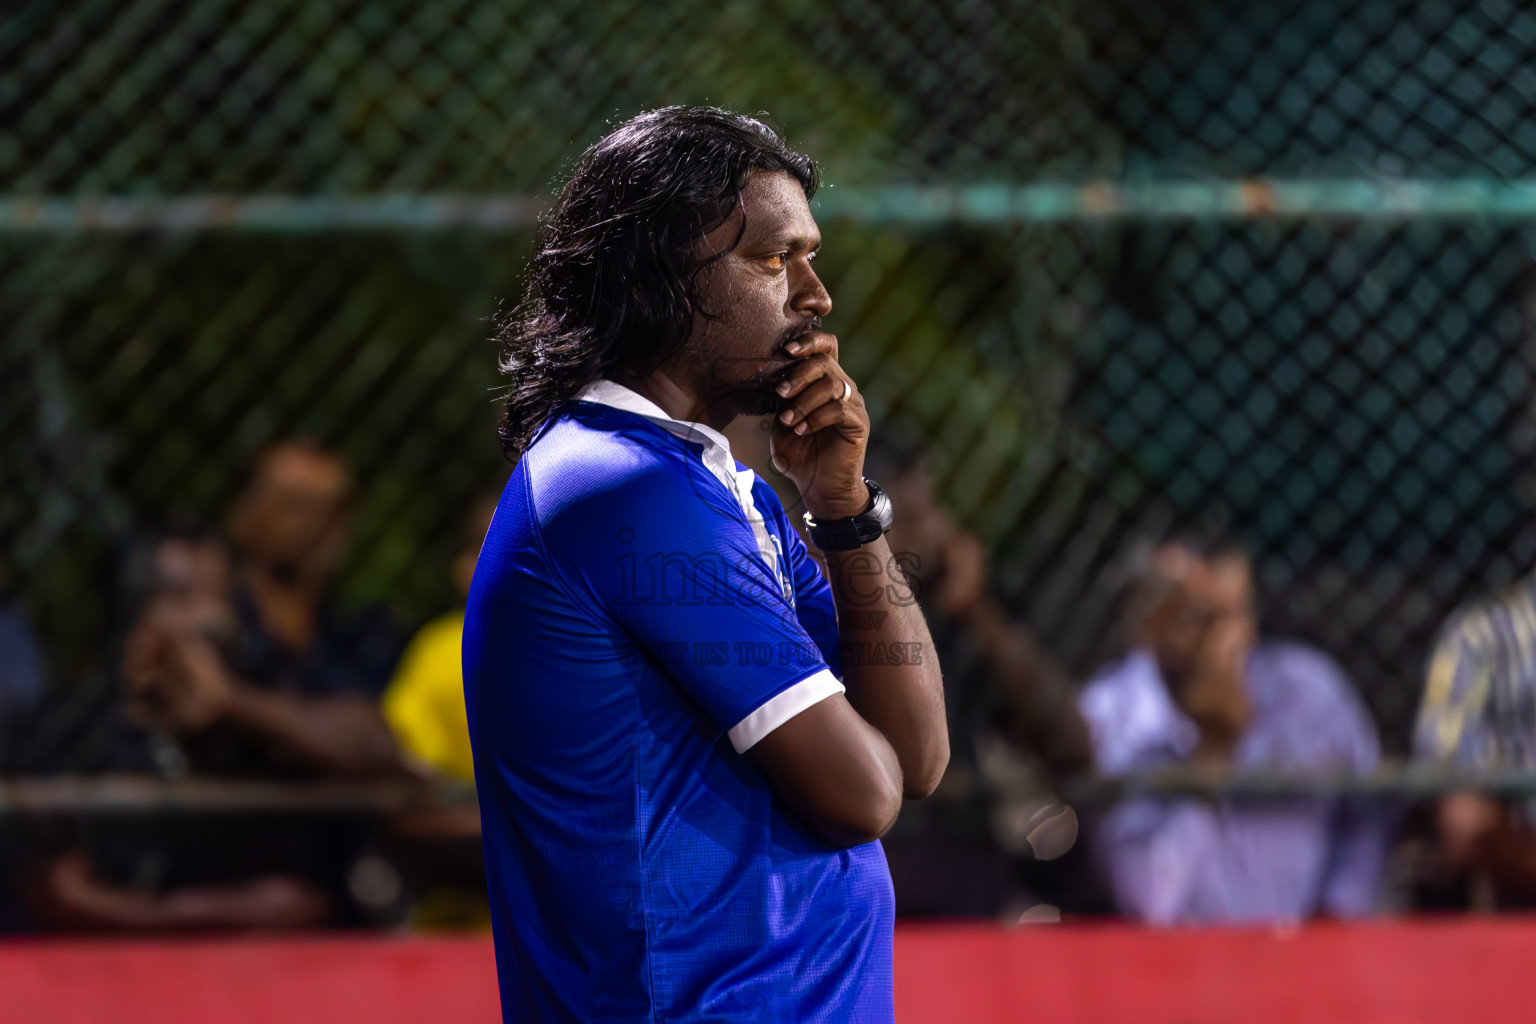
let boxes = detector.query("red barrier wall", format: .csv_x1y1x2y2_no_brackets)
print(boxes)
0,934,500,1024
894,920,1527,1024
0,920,1524,1023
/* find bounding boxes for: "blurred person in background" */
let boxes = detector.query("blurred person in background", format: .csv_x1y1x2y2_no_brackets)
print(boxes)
34,524,333,931
31,441,412,932
1079,533,1386,925
380,493,498,927
864,438,1097,919
1414,568,1536,906
124,439,403,778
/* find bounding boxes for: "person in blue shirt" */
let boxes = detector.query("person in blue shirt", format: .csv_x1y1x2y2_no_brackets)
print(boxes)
464,106,950,1022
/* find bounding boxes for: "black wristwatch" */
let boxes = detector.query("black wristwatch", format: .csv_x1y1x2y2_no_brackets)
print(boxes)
803,478,895,551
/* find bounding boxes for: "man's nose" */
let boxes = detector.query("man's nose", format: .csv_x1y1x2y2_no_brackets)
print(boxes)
792,265,832,319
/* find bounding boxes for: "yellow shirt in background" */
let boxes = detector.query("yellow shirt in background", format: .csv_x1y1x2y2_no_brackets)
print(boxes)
383,611,475,784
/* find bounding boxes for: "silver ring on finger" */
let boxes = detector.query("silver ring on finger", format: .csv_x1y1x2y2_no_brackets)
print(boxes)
840,379,852,401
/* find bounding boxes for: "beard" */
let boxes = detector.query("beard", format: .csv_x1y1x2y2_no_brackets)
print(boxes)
720,316,822,416
694,315,822,419
726,382,786,417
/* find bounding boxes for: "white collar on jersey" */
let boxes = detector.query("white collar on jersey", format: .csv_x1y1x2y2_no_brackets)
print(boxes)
574,379,793,603
574,379,734,455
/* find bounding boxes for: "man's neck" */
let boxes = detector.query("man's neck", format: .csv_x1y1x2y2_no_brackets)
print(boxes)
242,563,322,655
622,368,733,432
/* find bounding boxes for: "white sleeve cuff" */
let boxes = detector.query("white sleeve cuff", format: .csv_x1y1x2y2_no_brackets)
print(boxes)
726,668,846,754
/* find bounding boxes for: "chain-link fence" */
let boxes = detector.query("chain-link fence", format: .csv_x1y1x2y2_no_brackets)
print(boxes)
6,0,1536,751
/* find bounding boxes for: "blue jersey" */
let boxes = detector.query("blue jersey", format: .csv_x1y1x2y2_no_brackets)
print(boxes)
463,381,895,1023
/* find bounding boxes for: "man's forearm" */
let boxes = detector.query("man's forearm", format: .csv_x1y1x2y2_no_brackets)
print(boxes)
222,687,403,778
825,535,948,797
968,600,1094,776
42,855,331,931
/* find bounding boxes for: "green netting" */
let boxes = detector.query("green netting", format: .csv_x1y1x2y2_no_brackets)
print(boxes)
7,0,1536,751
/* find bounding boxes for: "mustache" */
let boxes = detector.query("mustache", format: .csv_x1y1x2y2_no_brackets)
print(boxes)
758,318,826,403
779,317,823,347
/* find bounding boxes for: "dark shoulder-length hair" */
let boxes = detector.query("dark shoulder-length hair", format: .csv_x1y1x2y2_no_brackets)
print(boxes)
495,106,818,458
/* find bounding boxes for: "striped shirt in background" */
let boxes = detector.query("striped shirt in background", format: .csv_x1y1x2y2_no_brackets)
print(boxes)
1415,573,1536,773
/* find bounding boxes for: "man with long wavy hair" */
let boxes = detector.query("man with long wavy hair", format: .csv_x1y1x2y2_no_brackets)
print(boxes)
464,106,948,1022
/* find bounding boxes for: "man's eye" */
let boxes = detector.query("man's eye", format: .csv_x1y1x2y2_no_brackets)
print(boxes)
761,253,786,270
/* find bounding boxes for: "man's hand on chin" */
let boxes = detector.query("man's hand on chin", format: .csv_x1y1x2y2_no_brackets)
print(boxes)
766,331,870,520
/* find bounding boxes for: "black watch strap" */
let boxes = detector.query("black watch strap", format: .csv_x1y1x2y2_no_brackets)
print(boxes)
803,478,895,551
